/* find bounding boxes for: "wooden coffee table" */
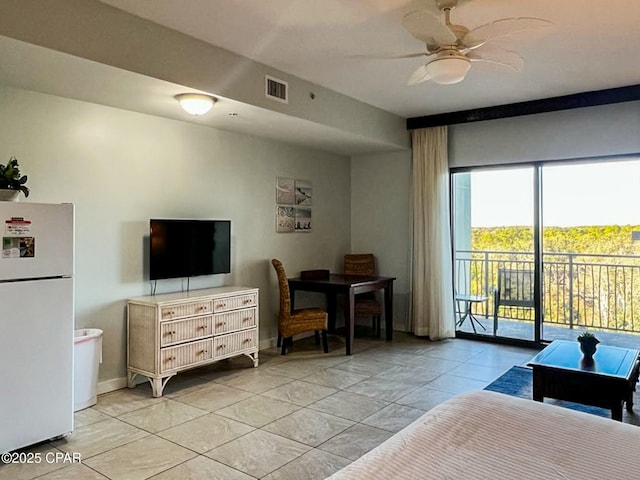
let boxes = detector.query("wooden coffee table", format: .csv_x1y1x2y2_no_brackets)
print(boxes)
527,340,640,421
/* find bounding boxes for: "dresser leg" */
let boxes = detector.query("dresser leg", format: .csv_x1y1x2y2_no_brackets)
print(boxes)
127,371,138,388
246,351,259,367
150,376,174,398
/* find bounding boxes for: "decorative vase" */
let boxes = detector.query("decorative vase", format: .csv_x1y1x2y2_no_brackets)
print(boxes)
0,189,20,201
579,340,598,360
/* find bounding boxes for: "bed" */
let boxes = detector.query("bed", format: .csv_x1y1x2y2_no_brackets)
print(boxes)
327,390,640,479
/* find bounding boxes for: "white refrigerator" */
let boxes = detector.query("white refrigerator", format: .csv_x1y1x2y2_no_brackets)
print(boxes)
0,202,74,454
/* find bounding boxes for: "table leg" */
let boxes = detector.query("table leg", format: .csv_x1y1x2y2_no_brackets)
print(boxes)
469,311,486,332
456,312,470,327
326,293,337,333
384,281,393,341
532,369,543,402
465,303,477,333
290,287,296,310
628,361,640,412
346,288,355,355
611,402,623,421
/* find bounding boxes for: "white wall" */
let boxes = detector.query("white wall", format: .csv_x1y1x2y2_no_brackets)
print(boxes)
350,150,412,331
0,86,351,385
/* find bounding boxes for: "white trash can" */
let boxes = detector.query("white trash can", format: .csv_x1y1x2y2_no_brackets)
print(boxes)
73,329,103,412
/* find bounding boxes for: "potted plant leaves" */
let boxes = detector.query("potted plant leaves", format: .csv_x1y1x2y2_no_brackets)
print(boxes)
577,331,599,360
0,157,30,201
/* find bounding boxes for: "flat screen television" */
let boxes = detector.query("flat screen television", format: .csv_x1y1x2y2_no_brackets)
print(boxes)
150,219,231,280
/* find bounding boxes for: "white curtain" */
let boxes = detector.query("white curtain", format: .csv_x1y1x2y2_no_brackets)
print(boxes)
409,126,455,340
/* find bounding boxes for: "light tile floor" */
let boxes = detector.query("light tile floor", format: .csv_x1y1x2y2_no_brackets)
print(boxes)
1,333,537,480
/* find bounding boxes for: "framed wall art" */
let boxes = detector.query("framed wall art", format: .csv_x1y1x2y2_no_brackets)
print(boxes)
294,207,312,232
276,206,295,233
276,177,295,205
276,177,313,233
295,179,312,206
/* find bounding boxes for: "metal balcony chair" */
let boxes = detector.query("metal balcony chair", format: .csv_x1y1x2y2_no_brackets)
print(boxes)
494,268,535,335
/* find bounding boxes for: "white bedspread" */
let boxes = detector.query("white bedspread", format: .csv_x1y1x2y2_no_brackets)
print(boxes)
327,390,640,480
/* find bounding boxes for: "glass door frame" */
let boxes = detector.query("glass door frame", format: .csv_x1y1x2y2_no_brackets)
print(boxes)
450,162,544,347
532,163,543,344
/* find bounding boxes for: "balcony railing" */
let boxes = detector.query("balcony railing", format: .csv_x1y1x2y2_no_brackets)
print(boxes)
455,250,640,333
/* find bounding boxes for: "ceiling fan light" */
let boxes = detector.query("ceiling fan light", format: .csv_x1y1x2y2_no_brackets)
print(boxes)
426,57,471,85
175,93,216,115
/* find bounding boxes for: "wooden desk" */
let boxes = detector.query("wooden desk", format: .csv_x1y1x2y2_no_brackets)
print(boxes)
288,274,395,355
527,340,640,420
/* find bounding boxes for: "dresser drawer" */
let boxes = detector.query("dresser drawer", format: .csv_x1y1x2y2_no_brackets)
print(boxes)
160,300,213,320
160,339,213,373
213,329,258,359
212,293,257,313
213,309,257,335
160,315,213,347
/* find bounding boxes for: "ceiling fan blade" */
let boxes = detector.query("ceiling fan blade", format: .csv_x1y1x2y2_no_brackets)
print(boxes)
468,45,524,71
463,17,553,49
407,64,432,85
391,52,433,59
402,9,457,47
351,52,431,60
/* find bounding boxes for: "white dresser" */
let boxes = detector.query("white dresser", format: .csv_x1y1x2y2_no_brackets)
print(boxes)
127,286,259,397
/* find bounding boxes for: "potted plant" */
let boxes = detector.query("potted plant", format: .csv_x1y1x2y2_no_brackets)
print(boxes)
0,156,30,201
577,331,599,359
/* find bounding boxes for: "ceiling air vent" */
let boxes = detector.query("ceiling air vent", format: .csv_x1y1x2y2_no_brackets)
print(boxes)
265,75,288,104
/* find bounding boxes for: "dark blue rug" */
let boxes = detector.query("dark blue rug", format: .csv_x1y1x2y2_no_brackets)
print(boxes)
484,365,609,418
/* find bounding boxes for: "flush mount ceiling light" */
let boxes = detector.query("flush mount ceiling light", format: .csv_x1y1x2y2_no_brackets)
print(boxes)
175,93,216,115
425,55,471,85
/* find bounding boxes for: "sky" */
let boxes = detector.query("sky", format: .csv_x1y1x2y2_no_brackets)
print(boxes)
469,159,640,227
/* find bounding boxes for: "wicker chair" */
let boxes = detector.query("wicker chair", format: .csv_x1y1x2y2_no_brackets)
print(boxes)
271,259,329,355
344,254,381,337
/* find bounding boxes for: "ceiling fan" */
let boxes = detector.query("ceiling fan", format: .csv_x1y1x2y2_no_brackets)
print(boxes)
397,0,552,85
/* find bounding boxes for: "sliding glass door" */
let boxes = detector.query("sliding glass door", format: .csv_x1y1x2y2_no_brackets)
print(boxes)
452,166,537,341
541,159,640,347
453,157,640,347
